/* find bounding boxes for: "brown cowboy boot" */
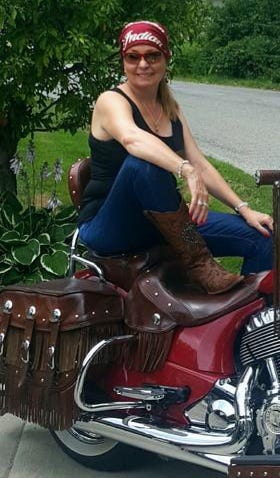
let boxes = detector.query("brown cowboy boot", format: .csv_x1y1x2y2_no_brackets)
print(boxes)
145,200,244,294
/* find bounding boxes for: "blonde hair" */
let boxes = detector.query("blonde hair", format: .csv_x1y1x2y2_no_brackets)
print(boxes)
157,79,179,121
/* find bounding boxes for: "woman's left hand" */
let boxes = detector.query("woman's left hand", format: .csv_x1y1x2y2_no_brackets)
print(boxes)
240,208,273,237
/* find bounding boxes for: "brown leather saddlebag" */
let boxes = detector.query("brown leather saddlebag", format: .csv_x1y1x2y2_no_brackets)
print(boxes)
0,277,124,430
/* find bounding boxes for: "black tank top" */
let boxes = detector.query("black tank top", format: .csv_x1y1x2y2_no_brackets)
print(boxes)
78,87,185,224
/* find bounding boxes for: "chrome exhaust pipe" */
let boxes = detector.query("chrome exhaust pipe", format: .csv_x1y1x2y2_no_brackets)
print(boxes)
74,365,257,473
75,417,231,474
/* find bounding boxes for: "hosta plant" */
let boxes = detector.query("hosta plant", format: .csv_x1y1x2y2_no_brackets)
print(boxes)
0,191,77,286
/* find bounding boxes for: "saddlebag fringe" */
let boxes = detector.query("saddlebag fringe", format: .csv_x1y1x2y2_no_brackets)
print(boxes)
122,327,174,373
0,278,124,430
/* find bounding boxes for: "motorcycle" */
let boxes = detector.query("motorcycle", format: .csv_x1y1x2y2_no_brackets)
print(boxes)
1,161,280,476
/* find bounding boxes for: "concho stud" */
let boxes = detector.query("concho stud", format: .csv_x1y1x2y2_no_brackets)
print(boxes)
52,308,61,322
3,300,13,313
153,313,161,326
27,305,36,319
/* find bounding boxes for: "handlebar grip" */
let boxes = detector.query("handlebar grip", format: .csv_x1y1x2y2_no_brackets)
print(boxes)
255,170,280,186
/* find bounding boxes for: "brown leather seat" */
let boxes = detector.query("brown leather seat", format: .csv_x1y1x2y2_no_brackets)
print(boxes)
125,262,271,332
68,157,91,210
88,245,174,291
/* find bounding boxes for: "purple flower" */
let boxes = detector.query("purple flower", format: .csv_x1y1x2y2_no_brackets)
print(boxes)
10,154,22,175
40,162,51,180
54,159,63,183
26,140,35,163
47,191,62,210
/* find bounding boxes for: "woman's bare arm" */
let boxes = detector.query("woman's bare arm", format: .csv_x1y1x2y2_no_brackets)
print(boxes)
179,108,273,234
92,91,208,220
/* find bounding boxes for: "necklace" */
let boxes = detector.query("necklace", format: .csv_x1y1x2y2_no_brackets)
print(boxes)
140,101,163,133
125,84,163,133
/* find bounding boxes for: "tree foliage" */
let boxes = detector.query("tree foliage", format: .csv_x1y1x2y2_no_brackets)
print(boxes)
0,0,197,193
201,0,280,79
206,0,280,46
180,0,213,45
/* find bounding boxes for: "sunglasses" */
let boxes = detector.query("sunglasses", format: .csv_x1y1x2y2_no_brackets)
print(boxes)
123,51,163,64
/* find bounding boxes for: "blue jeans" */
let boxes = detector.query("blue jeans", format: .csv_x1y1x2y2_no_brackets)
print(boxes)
79,155,272,275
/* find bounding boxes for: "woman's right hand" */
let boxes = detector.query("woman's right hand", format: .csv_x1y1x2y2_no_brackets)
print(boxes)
183,165,209,225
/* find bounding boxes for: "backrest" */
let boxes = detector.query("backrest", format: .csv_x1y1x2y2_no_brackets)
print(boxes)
68,157,91,210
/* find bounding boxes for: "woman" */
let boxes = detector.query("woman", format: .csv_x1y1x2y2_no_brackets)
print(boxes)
78,20,273,294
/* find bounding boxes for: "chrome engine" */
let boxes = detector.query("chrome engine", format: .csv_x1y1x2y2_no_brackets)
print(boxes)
239,307,280,454
185,307,280,457
186,378,237,433
240,307,280,367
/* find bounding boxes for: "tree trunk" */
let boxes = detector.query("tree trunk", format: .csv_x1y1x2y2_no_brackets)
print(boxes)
0,121,18,195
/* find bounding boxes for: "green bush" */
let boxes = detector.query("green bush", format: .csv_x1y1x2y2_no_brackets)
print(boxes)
176,36,280,83
209,36,279,79
205,0,280,47
177,0,280,83
0,140,80,287
0,192,77,286
174,43,212,77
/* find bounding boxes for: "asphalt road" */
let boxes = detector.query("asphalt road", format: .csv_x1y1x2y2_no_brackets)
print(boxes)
172,81,280,174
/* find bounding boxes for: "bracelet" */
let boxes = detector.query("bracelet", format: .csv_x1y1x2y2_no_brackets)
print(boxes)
177,159,189,179
234,201,249,213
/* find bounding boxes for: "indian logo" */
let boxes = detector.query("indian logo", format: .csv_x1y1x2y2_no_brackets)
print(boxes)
122,31,163,50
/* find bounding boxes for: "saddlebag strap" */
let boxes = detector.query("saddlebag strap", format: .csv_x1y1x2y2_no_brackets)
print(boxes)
33,310,61,390
47,310,61,372
0,300,13,356
18,306,36,387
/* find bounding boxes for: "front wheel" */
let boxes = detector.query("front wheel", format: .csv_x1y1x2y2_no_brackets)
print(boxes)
50,424,150,471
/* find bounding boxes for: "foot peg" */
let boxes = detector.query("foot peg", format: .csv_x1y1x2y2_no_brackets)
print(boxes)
114,386,165,401
114,385,190,405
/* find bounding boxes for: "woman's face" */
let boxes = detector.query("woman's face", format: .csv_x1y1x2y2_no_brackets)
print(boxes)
123,45,167,90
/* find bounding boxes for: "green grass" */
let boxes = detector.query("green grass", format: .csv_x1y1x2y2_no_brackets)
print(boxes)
208,157,272,215
174,73,280,91
18,130,89,205
17,130,273,273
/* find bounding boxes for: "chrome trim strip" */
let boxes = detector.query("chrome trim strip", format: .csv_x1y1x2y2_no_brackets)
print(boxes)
68,228,80,276
71,254,105,280
68,228,105,279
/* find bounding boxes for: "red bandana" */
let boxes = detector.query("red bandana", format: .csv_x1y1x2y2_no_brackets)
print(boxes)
119,21,171,59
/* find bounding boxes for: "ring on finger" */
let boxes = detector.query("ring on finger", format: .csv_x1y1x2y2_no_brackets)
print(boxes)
197,199,208,207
